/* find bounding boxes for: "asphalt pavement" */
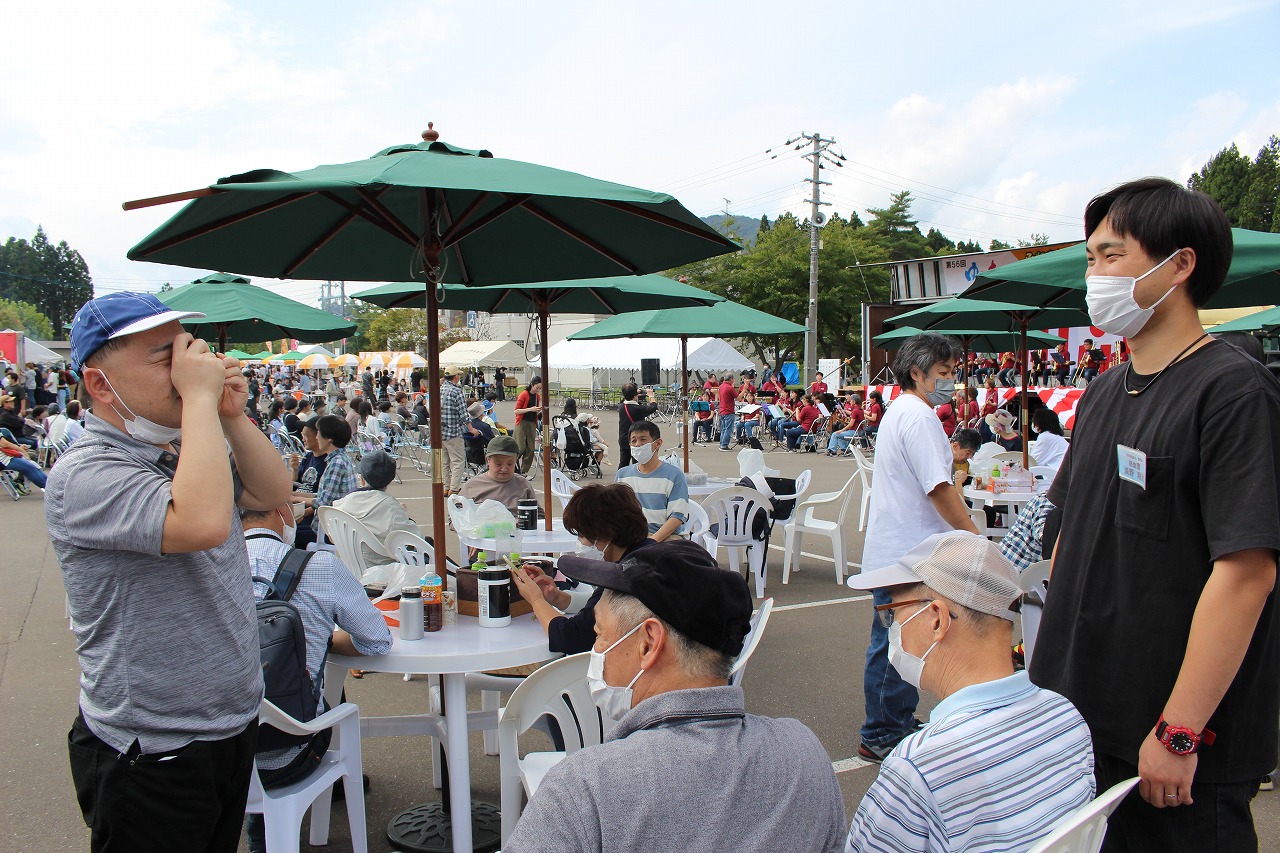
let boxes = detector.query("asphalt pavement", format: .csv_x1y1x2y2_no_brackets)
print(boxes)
2,398,1276,852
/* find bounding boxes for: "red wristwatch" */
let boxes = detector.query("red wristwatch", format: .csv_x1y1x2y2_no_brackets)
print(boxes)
1155,716,1216,755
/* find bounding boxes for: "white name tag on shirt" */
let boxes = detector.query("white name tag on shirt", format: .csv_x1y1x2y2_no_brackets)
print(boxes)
1116,444,1147,489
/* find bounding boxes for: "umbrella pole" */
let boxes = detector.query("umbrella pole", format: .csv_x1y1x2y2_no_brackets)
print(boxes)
539,304,553,531
1020,323,1030,471
425,281,449,566
682,335,690,474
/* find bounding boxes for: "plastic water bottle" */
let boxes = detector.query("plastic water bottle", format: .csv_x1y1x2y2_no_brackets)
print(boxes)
421,572,444,633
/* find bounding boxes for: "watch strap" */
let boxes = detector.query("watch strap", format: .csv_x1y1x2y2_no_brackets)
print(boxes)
1156,715,1216,753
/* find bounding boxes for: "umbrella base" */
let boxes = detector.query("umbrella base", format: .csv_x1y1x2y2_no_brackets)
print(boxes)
386,801,502,853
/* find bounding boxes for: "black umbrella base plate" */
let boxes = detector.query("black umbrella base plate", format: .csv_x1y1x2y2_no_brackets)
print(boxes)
387,801,502,853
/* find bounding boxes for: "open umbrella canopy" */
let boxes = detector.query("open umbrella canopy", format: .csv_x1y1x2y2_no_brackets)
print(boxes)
873,326,1064,351
388,353,427,370
250,350,274,361
1207,304,1280,333
268,349,308,363
157,275,355,349
126,133,738,285
330,353,361,367
352,274,725,314
888,297,1091,332
296,353,333,370
223,348,254,360
566,299,805,340
960,229,1280,310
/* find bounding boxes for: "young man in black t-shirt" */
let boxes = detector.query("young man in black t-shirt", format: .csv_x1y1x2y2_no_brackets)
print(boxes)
1029,178,1280,852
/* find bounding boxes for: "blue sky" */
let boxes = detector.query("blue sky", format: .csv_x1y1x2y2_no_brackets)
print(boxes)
2,0,1277,309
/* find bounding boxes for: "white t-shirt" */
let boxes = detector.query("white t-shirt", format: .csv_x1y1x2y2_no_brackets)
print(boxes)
1028,431,1068,473
862,394,955,572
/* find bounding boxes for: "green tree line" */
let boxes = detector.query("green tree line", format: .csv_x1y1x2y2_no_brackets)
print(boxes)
0,227,93,339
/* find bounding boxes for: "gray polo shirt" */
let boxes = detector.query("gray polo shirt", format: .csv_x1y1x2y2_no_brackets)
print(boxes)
45,413,262,754
505,684,847,853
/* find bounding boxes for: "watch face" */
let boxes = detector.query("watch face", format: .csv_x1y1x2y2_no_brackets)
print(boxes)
1169,732,1195,754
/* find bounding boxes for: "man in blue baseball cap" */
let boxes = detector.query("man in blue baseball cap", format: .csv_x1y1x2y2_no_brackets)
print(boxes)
49,291,292,853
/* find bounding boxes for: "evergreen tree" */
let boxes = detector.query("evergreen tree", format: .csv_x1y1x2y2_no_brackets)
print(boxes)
0,226,93,339
758,214,771,235
989,239,1012,250
865,191,931,260
1188,143,1253,225
925,227,956,254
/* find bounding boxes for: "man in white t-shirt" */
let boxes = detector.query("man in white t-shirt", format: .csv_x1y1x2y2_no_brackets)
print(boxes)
854,332,978,762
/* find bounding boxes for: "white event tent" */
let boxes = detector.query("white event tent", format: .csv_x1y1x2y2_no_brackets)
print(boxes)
534,337,752,387
440,339,528,368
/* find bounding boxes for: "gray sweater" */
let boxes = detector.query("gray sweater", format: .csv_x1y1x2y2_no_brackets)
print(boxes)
505,685,846,853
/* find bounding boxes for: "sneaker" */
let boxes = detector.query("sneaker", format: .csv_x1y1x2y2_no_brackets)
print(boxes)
719,446,733,452
858,719,926,763
13,480,30,496
1261,774,1274,792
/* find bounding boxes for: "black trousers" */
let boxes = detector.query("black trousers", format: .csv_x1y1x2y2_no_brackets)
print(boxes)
1095,750,1261,853
68,712,257,853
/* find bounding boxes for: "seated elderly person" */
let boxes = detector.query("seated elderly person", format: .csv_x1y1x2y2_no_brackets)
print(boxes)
240,502,391,853
333,450,420,580
949,427,981,487
504,540,847,853
844,531,1094,852
512,482,654,653
464,400,495,446
460,434,537,514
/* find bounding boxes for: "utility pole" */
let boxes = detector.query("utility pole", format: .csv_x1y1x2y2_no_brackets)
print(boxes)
788,131,836,386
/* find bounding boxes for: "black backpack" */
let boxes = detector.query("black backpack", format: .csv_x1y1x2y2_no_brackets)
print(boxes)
253,543,323,751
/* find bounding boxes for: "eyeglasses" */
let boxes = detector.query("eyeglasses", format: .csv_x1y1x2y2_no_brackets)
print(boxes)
873,598,933,629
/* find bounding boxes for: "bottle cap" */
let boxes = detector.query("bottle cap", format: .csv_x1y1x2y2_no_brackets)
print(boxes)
402,586,422,597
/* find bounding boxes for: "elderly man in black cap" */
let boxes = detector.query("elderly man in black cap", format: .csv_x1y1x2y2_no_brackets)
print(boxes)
504,540,846,853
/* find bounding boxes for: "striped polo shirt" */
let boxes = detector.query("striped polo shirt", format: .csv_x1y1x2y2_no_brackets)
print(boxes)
846,671,1095,852
613,461,690,535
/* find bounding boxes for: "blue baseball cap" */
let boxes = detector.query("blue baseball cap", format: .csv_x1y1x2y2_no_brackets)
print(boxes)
70,292,205,370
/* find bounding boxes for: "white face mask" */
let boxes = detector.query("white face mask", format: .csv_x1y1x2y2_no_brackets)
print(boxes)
629,442,656,465
97,371,183,446
279,510,297,546
586,620,646,721
1085,249,1181,339
887,604,938,691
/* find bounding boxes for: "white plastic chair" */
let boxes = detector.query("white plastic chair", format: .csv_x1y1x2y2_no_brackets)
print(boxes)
245,699,368,853
848,448,874,531
1019,559,1052,668
969,507,997,540
729,597,773,686
684,499,711,547
497,653,602,845
993,449,1038,468
780,474,859,585
550,468,580,512
701,486,773,598
1026,777,1140,853
1030,465,1056,492
316,506,391,582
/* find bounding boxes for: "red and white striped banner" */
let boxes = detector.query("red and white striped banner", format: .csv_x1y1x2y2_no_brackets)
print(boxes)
866,385,1085,430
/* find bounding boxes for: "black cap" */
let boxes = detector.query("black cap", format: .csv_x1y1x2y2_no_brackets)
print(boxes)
557,541,752,657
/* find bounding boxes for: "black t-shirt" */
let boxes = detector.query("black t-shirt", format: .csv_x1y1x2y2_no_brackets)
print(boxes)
283,413,302,439
295,452,329,531
1029,340,1280,782
617,399,658,442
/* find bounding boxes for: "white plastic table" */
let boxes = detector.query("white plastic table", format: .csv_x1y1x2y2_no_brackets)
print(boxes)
963,485,1038,521
329,615,550,853
458,519,581,555
688,476,740,497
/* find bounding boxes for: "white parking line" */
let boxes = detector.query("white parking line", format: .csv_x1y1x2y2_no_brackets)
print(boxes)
772,595,870,612
831,756,874,774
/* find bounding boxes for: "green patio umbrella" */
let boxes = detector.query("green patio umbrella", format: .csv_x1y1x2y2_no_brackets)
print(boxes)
158,274,355,351
1207,304,1280,334
959,228,1280,310
250,350,274,361
873,325,1064,351
267,349,309,362
566,300,806,471
353,276,725,502
223,348,254,360
124,125,737,659
887,298,1091,468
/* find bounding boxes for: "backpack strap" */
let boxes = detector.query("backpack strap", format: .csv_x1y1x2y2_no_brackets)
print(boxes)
270,548,314,603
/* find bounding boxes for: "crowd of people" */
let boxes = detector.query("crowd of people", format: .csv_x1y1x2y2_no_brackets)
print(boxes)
20,176,1280,853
